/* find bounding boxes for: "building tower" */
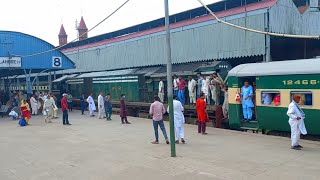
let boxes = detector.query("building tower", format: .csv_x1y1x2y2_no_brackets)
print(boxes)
77,16,88,40
58,24,68,46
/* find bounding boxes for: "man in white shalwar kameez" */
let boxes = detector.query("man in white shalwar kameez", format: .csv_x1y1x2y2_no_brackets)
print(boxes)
30,94,38,115
168,95,186,144
97,92,105,119
43,94,55,123
287,95,307,150
158,78,164,103
87,93,96,117
188,76,197,105
201,75,210,104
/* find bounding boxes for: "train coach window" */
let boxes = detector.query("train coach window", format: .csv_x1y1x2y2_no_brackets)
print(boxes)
261,91,280,106
291,91,313,106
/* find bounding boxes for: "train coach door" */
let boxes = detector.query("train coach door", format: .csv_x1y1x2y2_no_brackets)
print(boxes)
238,77,259,131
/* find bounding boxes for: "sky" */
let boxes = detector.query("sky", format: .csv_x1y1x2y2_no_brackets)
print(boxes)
0,0,219,46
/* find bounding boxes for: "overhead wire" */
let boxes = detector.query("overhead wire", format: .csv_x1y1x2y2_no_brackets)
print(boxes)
196,0,320,39
12,0,131,58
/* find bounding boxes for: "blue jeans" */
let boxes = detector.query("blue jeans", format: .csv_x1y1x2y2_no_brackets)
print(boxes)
178,90,185,104
105,107,112,120
174,90,178,96
153,120,168,142
68,102,73,111
62,110,69,125
80,103,86,114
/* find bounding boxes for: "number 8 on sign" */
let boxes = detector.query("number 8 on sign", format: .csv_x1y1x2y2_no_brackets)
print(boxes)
52,57,62,67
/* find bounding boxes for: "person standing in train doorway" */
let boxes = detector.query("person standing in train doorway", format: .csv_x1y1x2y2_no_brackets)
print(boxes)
196,72,203,98
87,93,96,117
287,94,307,150
158,78,164,103
97,92,105,119
120,94,131,124
241,80,254,122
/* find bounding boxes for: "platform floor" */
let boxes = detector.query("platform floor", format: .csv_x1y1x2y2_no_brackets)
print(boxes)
0,110,319,180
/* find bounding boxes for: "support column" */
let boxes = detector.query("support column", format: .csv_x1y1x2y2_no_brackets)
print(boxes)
265,35,271,62
48,72,52,93
36,77,40,95
17,78,20,91
164,0,176,157
304,39,307,58
1,78,4,91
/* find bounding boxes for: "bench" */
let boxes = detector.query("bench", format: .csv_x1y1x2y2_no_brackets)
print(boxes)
0,105,9,117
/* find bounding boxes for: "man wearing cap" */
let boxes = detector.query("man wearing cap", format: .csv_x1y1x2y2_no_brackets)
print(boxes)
287,94,307,150
61,93,71,125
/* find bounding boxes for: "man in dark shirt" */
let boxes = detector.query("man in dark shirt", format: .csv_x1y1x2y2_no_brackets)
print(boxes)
105,93,112,120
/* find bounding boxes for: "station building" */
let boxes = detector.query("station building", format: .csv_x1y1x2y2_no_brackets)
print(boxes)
2,0,320,100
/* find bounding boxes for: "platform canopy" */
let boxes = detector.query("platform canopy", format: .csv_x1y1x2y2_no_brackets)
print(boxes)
0,31,75,77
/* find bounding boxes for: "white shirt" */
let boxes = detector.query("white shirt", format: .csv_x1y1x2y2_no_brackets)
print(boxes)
173,78,179,90
87,96,96,111
159,81,164,93
287,101,307,135
167,100,185,128
188,79,197,92
201,78,210,94
44,98,55,109
98,94,105,109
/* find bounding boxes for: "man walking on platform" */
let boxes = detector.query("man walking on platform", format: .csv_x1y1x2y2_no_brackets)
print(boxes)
120,94,131,124
98,92,105,119
61,93,71,125
158,78,164,103
196,92,208,135
188,76,197,105
87,93,96,117
149,96,169,144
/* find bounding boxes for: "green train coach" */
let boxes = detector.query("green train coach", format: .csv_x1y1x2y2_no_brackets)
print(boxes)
227,58,320,135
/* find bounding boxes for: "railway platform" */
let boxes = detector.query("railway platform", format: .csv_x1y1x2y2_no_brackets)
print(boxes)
0,110,319,180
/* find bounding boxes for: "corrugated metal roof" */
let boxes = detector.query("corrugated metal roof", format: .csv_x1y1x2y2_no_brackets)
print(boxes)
76,69,137,78
154,62,204,74
269,0,320,36
52,74,78,82
62,0,276,53
228,58,320,77
63,12,266,74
